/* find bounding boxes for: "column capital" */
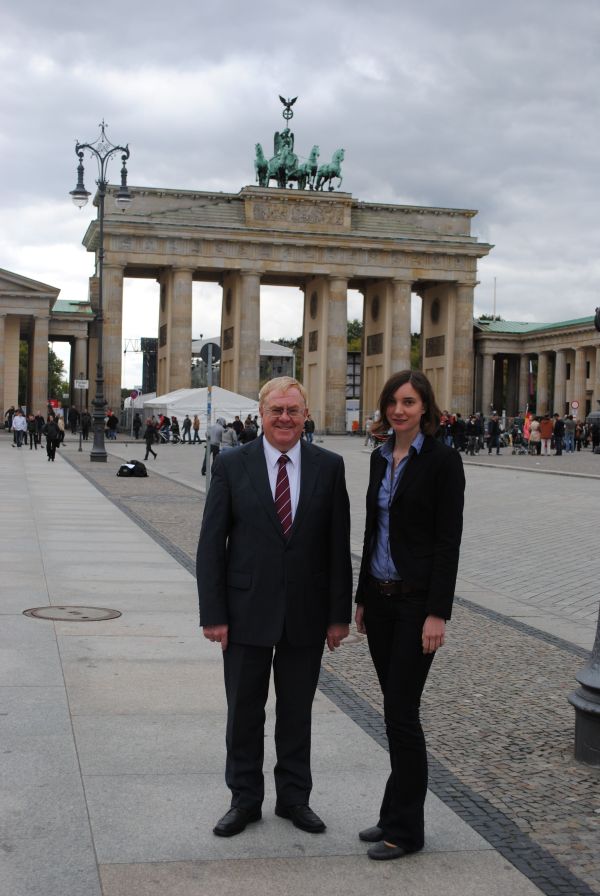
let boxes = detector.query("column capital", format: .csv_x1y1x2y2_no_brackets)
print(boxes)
102,259,124,269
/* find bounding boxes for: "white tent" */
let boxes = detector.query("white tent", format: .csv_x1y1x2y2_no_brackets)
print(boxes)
143,386,259,438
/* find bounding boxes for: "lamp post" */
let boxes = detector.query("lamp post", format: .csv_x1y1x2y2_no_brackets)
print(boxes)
70,120,132,462
567,306,600,764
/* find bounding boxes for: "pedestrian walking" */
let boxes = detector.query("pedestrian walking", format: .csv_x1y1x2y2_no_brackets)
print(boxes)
143,420,157,460
192,415,201,444
43,416,59,461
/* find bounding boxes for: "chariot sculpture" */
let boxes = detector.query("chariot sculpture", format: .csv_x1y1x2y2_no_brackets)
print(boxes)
254,96,344,191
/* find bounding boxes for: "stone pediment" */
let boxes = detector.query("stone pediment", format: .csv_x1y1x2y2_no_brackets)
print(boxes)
0,267,60,300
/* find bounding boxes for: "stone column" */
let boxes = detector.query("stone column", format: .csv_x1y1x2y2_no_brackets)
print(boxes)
518,354,529,414
594,345,600,413
169,267,193,392
102,264,124,413
0,314,5,414
480,352,494,414
574,347,587,419
30,314,49,414
506,356,519,416
390,279,412,371
536,352,549,415
325,277,348,432
238,271,261,399
452,282,475,416
553,349,566,415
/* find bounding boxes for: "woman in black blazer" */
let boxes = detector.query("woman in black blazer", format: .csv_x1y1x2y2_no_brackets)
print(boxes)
355,370,465,861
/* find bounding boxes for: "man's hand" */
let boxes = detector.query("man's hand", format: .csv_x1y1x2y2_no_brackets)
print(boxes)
354,604,366,634
326,623,349,651
422,615,445,655
203,624,229,651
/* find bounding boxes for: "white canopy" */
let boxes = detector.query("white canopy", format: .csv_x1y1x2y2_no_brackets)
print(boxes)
143,386,259,437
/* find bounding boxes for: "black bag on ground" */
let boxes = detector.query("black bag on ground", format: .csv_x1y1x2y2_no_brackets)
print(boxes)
116,460,148,477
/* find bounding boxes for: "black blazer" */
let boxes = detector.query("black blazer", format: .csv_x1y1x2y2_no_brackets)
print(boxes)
196,436,352,647
356,435,465,620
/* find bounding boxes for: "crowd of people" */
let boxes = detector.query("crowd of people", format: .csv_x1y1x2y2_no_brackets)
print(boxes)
364,407,600,457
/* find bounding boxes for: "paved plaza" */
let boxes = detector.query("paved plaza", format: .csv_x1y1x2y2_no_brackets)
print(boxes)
2,431,599,896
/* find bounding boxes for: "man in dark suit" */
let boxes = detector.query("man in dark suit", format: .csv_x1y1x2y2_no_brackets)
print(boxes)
197,376,352,838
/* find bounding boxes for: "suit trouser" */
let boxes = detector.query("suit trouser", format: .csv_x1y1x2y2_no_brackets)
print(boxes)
223,632,323,810
364,588,435,851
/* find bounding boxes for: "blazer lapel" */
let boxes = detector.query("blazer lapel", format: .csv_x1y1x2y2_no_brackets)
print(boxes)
241,436,284,539
392,435,434,503
289,441,319,539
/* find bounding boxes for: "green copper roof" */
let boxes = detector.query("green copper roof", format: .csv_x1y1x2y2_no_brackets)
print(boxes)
52,300,94,317
475,316,595,334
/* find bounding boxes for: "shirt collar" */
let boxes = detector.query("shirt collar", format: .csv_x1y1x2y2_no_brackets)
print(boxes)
263,435,302,467
380,430,425,459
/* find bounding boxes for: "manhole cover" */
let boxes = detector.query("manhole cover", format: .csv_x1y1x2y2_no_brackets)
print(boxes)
23,606,121,622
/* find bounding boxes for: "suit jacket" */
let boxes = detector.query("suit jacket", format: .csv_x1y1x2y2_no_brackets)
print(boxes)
196,435,352,647
356,435,465,620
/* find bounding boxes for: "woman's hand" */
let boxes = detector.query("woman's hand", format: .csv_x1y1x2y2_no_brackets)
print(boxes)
422,615,445,654
355,604,366,634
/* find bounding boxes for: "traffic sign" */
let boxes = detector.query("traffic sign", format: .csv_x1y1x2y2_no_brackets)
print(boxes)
130,389,139,399
74,379,89,389
200,342,221,364
571,400,579,409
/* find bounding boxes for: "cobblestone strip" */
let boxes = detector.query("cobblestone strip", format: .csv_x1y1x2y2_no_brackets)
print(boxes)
62,451,600,895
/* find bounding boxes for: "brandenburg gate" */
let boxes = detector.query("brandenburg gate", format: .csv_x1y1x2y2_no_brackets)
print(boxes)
82,184,491,429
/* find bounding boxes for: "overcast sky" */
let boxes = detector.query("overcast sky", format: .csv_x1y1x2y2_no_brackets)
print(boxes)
1,0,599,386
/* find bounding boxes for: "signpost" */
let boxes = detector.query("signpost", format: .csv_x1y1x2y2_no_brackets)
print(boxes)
75,376,89,452
130,389,140,438
199,342,221,489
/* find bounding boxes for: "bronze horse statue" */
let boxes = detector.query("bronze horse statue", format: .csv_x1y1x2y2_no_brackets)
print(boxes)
254,143,269,187
315,148,345,191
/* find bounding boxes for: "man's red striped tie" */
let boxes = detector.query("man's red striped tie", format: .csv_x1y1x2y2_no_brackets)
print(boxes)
275,454,292,538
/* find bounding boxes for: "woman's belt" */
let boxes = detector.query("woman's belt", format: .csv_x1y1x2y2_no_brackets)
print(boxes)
368,576,421,596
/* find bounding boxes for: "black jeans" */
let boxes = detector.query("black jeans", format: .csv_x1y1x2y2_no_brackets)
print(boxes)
364,587,435,850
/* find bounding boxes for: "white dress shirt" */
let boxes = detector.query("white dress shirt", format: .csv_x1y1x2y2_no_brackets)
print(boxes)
263,436,302,520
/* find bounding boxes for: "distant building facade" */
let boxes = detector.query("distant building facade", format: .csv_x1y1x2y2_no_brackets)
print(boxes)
474,317,600,418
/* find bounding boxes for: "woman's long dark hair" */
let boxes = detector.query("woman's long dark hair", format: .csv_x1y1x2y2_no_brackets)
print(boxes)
373,370,441,437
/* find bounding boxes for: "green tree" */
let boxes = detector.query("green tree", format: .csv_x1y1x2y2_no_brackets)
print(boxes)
48,348,68,400
478,314,503,321
410,332,421,370
347,318,363,351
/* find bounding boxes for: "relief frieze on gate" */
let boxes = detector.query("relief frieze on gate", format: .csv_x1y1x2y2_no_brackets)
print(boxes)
110,232,477,278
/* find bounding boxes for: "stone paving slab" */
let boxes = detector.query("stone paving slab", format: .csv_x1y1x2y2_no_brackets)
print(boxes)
83,767,488,865
98,851,544,896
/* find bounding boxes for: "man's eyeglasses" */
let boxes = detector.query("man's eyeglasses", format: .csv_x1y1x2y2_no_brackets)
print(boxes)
264,406,306,419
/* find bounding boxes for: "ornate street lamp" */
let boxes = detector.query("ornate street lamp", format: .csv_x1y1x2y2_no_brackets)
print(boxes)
70,121,132,462
567,306,600,764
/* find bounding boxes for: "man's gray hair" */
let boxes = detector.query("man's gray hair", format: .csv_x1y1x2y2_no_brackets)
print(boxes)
259,377,307,408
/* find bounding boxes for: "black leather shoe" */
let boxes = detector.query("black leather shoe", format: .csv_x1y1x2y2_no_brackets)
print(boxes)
275,803,326,833
213,806,262,837
359,825,383,842
367,841,418,861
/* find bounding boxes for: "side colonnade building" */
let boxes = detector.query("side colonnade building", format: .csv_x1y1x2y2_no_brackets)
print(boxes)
475,318,600,418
